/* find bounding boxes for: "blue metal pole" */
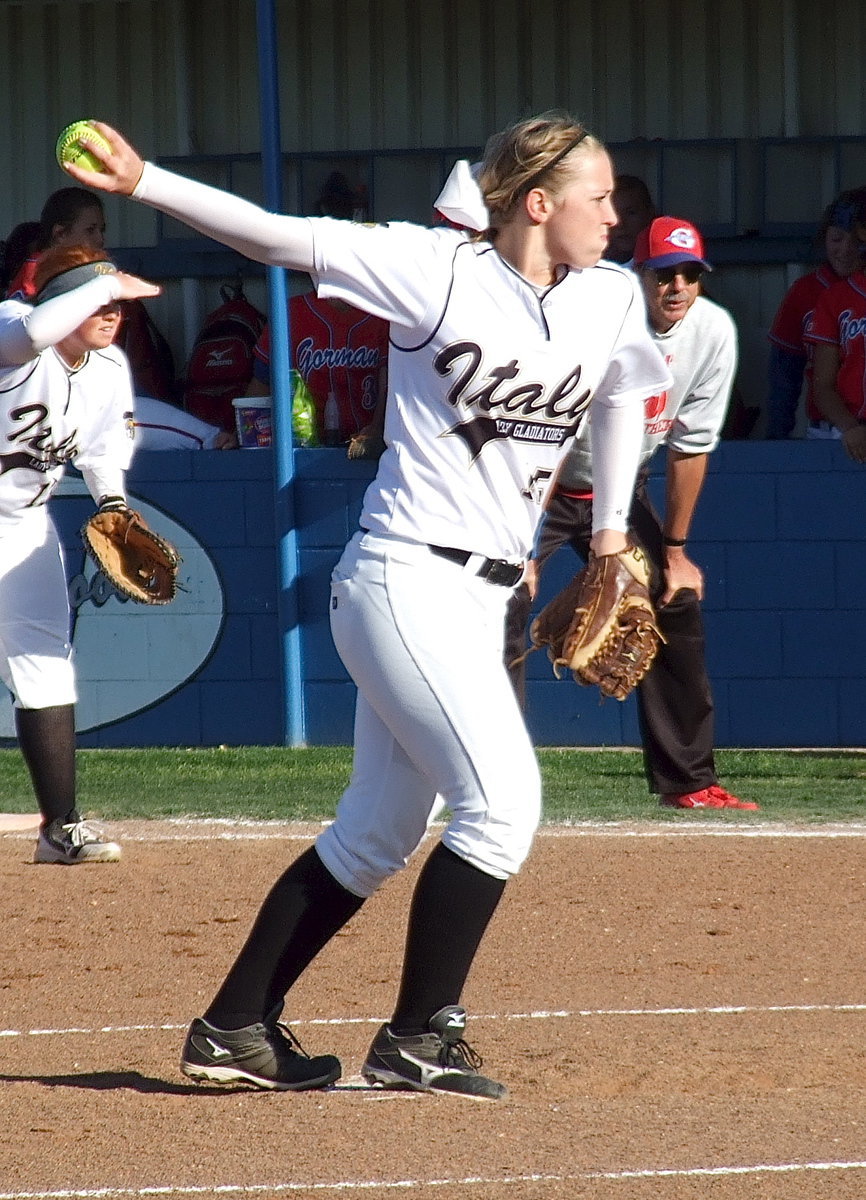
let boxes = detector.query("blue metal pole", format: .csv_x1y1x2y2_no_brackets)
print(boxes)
255,0,305,745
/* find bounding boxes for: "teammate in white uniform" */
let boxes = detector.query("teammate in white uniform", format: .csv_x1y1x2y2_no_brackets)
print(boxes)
508,216,758,810
132,394,233,450
68,114,670,1097
0,244,161,862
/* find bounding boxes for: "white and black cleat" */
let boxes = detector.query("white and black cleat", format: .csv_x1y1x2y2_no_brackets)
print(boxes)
362,1005,506,1100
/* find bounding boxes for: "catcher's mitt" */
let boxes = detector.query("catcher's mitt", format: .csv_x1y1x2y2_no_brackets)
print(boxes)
81,508,180,605
528,542,663,701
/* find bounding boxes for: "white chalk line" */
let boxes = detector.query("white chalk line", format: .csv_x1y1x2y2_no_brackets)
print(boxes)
4,1002,866,1197
2,1159,866,1198
2,1001,866,1041
6,818,866,843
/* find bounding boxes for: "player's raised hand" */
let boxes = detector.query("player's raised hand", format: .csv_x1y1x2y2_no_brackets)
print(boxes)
61,122,145,195
114,272,162,301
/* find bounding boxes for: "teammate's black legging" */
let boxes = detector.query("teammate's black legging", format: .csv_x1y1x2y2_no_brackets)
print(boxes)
15,704,78,825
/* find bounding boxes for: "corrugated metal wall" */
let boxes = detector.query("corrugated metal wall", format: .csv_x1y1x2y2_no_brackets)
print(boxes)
6,0,866,228
2,0,866,420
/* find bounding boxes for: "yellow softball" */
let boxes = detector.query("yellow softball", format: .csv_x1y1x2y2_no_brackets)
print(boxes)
55,120,111,173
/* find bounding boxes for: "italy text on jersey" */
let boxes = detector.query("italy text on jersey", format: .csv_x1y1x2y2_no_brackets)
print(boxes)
433,339,592,459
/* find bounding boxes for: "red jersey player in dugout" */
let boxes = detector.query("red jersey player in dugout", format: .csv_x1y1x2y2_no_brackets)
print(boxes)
247,289,389,447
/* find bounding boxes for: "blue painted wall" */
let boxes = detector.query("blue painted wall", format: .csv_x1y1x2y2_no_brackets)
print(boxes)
83,441,866,749
76,449,285,748
523,441,866,749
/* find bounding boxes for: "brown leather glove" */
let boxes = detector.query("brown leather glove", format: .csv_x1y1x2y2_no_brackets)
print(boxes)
81,507,180,605
528,542,663,701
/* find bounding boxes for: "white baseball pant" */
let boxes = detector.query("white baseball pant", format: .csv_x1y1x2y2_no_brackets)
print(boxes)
0,510,77,709
317,530,541,897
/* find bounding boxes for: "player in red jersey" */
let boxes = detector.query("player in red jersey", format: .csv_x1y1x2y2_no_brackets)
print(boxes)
247,290,388,447
807,254,866,463
766,189,866,438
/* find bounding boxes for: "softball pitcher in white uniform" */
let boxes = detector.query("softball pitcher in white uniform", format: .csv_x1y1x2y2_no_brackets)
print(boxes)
70,113,671,1097
0,245,160,864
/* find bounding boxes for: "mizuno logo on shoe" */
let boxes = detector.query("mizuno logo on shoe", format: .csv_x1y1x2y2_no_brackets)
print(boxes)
446,1015,465,1029
204,1038,232,1058
396,1049,456,1087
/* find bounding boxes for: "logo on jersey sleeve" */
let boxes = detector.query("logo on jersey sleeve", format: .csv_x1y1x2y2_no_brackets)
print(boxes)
433,340,591,459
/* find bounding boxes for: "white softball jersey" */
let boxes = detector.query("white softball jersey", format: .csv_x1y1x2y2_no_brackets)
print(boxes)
0,335,134,526
312,219,672,558
557,294,738,491
0,292,135,526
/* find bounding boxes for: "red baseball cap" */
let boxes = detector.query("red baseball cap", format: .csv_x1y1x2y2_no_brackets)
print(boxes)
633,216,712,271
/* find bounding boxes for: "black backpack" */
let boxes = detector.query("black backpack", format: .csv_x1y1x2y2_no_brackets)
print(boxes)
183,282,266,430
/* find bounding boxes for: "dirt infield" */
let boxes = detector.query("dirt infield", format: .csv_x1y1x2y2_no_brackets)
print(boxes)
2,819,866,1199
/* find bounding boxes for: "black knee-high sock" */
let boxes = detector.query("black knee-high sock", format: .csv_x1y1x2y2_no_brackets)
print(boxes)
15,705,78,825
205,845,365,1029
390,842,507,1036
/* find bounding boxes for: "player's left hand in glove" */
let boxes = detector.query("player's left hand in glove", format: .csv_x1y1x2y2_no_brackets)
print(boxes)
81,499,180,605
528,541,663,701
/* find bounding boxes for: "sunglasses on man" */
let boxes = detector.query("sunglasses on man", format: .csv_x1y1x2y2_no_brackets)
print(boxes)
649,264,704,286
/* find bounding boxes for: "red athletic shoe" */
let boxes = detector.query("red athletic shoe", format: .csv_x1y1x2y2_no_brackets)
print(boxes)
660,784,759,811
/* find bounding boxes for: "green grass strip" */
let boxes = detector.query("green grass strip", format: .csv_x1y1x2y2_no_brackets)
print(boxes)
1,746,864,824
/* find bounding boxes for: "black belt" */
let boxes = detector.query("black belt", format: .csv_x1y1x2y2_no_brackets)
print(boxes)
428,544,524,587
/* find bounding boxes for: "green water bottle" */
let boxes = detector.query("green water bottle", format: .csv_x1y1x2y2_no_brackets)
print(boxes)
291,370,319,446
